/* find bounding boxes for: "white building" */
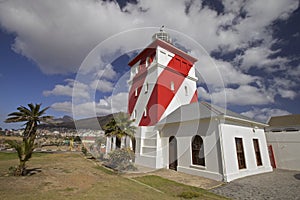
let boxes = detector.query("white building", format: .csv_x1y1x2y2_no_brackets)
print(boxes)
265,114,300,171
107,29,272,182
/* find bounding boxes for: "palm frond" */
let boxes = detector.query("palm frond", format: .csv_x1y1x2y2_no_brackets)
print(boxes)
5,116,27,123
38,105,49,115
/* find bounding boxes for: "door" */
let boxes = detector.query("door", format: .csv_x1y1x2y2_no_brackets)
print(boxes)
169,136,178,171
268,145,276,168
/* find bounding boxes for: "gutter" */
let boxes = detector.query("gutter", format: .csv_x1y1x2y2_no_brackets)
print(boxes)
224,115,268,128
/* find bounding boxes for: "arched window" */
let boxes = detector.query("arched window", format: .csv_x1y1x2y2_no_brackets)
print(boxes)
192,135,205,166
170,81,175,91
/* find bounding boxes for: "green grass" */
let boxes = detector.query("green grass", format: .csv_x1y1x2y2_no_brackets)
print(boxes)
94,165,116,175
0,152,48,161
134,175,227,200
0,152,19,160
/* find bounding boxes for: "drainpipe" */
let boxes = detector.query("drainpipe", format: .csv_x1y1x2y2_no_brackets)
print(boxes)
217,116,227,182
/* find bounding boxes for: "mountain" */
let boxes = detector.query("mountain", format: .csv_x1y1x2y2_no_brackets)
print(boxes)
39,114,114,130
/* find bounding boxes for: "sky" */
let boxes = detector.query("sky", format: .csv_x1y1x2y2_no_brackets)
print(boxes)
0,0,299,129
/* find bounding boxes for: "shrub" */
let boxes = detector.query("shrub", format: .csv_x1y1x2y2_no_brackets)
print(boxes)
81,146,88,156
177,191,200,199
106,148,136,172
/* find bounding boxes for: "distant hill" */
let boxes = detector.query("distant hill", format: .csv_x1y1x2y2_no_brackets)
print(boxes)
39,114,114,130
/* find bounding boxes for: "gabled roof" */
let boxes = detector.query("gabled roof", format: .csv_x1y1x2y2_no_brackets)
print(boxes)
157,101,267,127
128,38,198,67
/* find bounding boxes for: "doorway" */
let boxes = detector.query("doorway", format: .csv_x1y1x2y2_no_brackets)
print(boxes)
169,136,178,171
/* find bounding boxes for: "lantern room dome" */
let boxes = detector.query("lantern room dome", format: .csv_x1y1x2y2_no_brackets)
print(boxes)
152,26,172,44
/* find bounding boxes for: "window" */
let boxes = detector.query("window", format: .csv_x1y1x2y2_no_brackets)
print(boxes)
160,50,166,55
184,86,188,96
135,67,138,74
146,57,151,67
170,81,175,91
145,57,149,67
235,138,246,169
143,107,147,117
135,88,138,97
133,110,137,119
145,82,148,93
192,135,205,166
253,139,262,166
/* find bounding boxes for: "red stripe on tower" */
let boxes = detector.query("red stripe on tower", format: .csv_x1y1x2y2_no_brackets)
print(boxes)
190,90,198,103
139,55,193,126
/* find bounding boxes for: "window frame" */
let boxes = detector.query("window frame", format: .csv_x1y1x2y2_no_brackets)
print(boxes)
235,137,247,169
253,139,262,166
191,135,205,166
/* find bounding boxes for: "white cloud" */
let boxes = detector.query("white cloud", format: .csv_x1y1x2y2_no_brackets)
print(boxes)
235,46,289,72
51,101,72,113
0,0,297,74
90,79,114,93
241,107,291,123
277,89,297,100
197,54,259,87
43,79,90,99
198,85,274,106
51,92,128,118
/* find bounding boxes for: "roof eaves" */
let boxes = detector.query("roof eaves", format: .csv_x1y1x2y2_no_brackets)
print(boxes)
223,115,268,127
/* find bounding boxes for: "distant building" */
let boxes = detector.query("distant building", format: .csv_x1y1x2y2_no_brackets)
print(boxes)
265,114,300,171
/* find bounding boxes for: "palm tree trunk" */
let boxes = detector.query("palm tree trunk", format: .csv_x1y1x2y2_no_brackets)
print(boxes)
15,160,26,176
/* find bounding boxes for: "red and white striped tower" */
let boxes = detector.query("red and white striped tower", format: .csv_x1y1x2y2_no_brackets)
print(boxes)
127,28,198,168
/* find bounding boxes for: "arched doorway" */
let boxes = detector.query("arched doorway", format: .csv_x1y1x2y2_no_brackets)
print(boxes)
169,136,178,171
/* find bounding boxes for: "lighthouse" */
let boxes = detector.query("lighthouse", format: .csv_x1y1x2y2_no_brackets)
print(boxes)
106,28,273,181
127,28,199,168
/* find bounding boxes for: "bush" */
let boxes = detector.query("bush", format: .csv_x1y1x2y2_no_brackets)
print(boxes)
106,148,136,172
81,146,88,156
177,191,200,199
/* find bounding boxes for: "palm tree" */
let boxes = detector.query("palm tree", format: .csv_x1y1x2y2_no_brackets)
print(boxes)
5,103,53,176
103,112,136,151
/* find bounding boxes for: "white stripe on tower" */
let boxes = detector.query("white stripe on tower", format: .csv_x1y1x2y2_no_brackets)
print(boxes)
132,47,174,125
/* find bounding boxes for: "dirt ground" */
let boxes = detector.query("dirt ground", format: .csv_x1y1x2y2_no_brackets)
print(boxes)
0,152,226,200
0,153,107,199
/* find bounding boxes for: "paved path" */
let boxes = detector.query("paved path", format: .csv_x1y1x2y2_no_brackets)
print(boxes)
210,169,300,200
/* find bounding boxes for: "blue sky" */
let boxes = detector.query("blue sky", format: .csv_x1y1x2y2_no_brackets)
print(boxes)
0,0,299,129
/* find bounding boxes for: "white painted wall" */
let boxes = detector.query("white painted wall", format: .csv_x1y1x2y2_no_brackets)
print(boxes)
220,123,272,182
160,119,224,181
266,131,300,171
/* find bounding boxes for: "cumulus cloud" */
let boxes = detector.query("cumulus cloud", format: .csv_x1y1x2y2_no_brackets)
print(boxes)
90,79,114,93
234,46,289,72
43,79,90,99
0,0,297,74
197,54,259,87
241,107,291,123
198,85,274,106
51,92,128,119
